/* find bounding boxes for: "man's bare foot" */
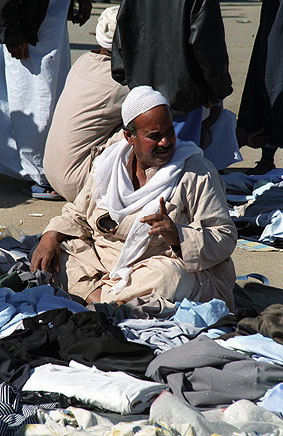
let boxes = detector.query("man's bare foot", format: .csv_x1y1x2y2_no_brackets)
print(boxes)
86,288,102,303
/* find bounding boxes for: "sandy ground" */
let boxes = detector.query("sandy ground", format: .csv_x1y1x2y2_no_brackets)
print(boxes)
0,1,282,288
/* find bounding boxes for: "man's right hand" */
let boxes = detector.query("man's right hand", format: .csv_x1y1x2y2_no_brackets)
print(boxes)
31,231,64,273
6,41,29,59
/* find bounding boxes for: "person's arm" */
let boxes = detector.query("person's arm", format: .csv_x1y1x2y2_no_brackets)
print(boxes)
31,168,97,273
190,0,232,105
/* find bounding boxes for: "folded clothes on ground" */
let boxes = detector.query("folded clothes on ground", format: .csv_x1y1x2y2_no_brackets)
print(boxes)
23,360,166,414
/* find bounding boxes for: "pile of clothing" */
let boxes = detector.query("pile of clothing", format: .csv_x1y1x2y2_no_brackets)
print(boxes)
0,236,283,435
222,169,283,247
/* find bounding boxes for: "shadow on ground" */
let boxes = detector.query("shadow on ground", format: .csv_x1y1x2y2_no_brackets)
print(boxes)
0,174,33,208
70,43,99,51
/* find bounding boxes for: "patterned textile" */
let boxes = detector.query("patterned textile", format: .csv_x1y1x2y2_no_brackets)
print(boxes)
237,239,282,252
16,406,185,436
0,383,59,435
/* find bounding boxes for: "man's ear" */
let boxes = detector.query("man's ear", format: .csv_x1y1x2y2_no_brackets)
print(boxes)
123,129,133,145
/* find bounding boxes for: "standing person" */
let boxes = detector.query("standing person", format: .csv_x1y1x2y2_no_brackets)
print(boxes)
0,0,91,199
111,0,233,152
237,0,283,175
44,6,129,203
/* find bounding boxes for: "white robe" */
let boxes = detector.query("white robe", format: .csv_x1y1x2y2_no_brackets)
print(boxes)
0,0,70,184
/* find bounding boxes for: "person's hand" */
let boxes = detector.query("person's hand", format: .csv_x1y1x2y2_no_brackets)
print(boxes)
71,0,92,26
140,197,180,247
6,41,29,59
31,231,64,273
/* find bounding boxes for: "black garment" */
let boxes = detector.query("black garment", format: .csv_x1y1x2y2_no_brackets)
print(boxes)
111,0,232,112
0,309,154,375
236,304,283,345
233,282,283,319
238,0,283,146
0,0,50,46
0,346,30,390
21,390,95,411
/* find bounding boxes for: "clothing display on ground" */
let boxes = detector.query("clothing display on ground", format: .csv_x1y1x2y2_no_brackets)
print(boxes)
0,285,87,338
171,298,230,325
222,168,283,194
233,281,283,318
258,383,283,414
146,334,283,408
222,170,283,247
117,318,201,354
0,308,155,374
236,305,283,345
23,361,165,415
0,235,40,275
0,0,70,184
0,348,30,390
0,382,60,436
217,333,283,366
91,294,177,324
0,258,282,433
117,306,235,355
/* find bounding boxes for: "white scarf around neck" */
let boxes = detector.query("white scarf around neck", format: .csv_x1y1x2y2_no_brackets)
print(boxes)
93,138,203,295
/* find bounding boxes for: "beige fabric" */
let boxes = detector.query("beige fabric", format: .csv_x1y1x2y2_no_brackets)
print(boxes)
45,153,237,310
43,51,129,202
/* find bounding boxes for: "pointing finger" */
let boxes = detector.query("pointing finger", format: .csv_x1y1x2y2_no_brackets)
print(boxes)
159,197,168,215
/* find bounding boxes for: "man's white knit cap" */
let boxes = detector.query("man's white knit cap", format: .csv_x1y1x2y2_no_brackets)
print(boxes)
122,86,170,127
96,6,119,50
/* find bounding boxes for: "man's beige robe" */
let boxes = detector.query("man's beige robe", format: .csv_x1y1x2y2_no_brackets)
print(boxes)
43,51,128,202
44,154,237,310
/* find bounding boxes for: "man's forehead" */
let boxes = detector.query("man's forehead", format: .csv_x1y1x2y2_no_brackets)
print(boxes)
134,105,172,128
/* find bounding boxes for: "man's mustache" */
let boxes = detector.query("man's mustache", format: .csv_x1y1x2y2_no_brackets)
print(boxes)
152,143,174,155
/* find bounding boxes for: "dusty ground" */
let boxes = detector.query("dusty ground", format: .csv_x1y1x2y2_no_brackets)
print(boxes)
0,1,282,288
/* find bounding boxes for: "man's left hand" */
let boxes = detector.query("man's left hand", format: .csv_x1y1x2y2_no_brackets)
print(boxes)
140,197,180,247
71,0,92,26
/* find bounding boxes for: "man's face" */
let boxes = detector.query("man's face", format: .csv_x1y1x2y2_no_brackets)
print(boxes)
125,105,176,170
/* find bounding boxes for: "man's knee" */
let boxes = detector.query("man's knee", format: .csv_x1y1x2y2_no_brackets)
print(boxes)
100,256,196,303
145,256,196,301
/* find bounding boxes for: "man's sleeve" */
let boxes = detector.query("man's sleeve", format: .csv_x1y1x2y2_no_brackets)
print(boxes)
176,162,237,272
189,0,233,105
43,168,96,239
0,0,26,45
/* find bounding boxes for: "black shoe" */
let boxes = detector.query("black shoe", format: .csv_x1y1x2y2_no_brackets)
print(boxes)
246,159,276,175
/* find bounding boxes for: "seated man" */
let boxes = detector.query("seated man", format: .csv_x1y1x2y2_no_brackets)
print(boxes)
32,86,237,311
43,6,129,202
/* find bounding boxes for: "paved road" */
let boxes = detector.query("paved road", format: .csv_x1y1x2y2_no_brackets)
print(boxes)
0,1,282,288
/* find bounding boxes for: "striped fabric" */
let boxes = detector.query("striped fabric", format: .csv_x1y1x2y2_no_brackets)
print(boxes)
0,383,59,435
